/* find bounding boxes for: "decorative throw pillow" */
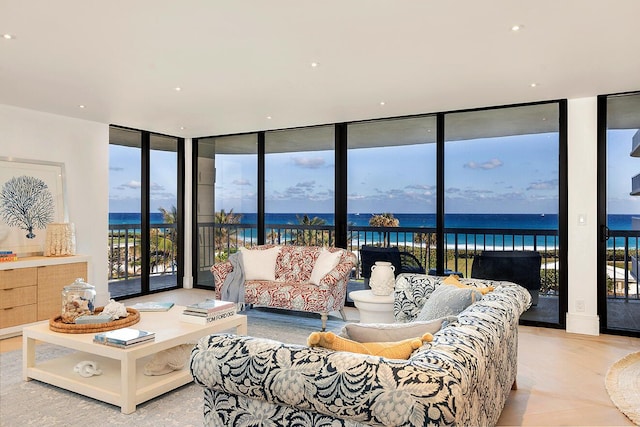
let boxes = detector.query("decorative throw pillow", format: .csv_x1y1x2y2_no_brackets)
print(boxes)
416,284,483,321
309,249,342,285
443,274,494,295
307,331,432,360
343,317,453,342
144,344,194,376
239,246,281,281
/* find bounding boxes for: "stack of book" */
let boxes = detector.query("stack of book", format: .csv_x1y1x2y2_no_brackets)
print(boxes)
128,301,175,312
180,299,236,325
93,328,155,348
0,251,17,262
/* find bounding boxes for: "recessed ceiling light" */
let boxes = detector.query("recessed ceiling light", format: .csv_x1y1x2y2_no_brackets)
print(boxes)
180,126,185,130
3,34,15,40
175,87,182,91
311,62,319,68
511,24,524,32
266,116,272,120
379,101,386,106
78,105,86,109
530,82,538,88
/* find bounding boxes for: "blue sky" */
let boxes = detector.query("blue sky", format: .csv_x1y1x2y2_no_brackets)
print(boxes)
109,129,639,216
217,133,564,215
108,145,178,213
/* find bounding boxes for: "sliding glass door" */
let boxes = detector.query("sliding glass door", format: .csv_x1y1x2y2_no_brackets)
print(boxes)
346,116,437,291
444,103,564,327
193,134,258,288
108,126,184,298
264,126,335,245
599,92,640,336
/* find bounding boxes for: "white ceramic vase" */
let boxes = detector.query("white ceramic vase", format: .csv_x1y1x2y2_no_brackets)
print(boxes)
369,261,396,295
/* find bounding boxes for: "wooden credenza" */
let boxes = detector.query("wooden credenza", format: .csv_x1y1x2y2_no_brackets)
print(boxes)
0,256,89,331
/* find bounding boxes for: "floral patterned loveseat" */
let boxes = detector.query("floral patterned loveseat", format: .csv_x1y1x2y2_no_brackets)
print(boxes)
191,273,531,426
210,245,357,330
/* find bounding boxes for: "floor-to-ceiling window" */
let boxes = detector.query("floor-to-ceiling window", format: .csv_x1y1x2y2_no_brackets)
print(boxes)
599,91,640,336
109,127,143,296
265,126,335,245
149,134,182,292
108,126,183,298
347,116,437,289
193,134,258,287
193,101,567,328
444,103,564,326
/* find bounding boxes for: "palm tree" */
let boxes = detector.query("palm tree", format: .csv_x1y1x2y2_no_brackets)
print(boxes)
155,205,179,272
214,209,242,251
266,229,280,245
369,213,399,246
413,231,437,247
158,205,178,242
295,214,329,246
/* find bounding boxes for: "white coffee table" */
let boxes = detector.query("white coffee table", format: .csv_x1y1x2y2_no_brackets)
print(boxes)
349,290,395,323
22,306,247,414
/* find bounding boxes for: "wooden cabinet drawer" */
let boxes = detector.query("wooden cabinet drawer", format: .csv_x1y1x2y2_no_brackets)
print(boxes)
0,267,37,290
1,285,37,309
0,304,37,328
37,262,87,321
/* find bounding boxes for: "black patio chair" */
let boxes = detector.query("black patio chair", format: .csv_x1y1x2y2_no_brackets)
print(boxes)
359,245,425,287
471,250,542,305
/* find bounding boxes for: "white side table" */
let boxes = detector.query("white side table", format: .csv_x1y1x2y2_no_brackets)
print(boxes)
349,290,395,323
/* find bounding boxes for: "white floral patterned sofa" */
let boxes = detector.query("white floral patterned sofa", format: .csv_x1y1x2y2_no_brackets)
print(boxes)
191,273,531,426
210,245,357,330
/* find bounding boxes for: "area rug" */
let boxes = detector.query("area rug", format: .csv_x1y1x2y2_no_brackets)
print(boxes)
606,351,640,426
0,308,345,426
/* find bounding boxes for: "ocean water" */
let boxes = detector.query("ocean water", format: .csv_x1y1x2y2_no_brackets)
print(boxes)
109,212,637,250
109,212,165,225
108,212,636,231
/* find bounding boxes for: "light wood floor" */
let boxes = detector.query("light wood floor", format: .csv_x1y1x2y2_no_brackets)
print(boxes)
2,289,638,426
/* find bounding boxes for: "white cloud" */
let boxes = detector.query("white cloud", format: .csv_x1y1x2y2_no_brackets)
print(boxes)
293,157,326,169
464,158,503,170
527,179,558,191
117,180,141,190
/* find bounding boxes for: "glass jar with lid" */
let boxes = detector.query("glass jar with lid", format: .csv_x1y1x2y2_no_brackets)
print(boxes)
61,278,96,323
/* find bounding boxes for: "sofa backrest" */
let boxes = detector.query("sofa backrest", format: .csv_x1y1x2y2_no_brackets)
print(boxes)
274,245,324,282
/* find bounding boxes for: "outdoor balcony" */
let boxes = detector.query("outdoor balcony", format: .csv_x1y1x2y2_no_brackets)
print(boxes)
107,221,640,330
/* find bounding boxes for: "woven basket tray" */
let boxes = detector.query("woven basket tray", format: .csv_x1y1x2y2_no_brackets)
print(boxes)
49,307,140,334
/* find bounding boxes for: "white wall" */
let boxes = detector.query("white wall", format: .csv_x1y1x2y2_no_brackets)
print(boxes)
0,104,110,305
566,97,600,335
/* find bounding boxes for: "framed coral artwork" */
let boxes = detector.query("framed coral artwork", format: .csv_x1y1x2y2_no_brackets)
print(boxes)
0,157,67,256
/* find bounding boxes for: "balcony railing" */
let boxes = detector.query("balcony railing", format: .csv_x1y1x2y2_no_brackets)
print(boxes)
607,230,639,300
106,222,638,302
195,222,565,296
108,223,178,284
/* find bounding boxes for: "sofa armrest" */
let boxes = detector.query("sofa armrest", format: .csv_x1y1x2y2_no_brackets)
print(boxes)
210,260,234,298
190,333,460,426
317,250,357,289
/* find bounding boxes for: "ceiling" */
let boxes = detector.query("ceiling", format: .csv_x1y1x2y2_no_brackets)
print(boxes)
1,1,639,139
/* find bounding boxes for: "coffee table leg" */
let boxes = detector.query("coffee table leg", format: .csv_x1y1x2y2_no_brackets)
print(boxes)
22,333,35,381
120,353,137,414
236,317,247,335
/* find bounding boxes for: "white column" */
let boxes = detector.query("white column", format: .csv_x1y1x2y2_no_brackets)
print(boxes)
182,138,193,288
566,97,600,335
